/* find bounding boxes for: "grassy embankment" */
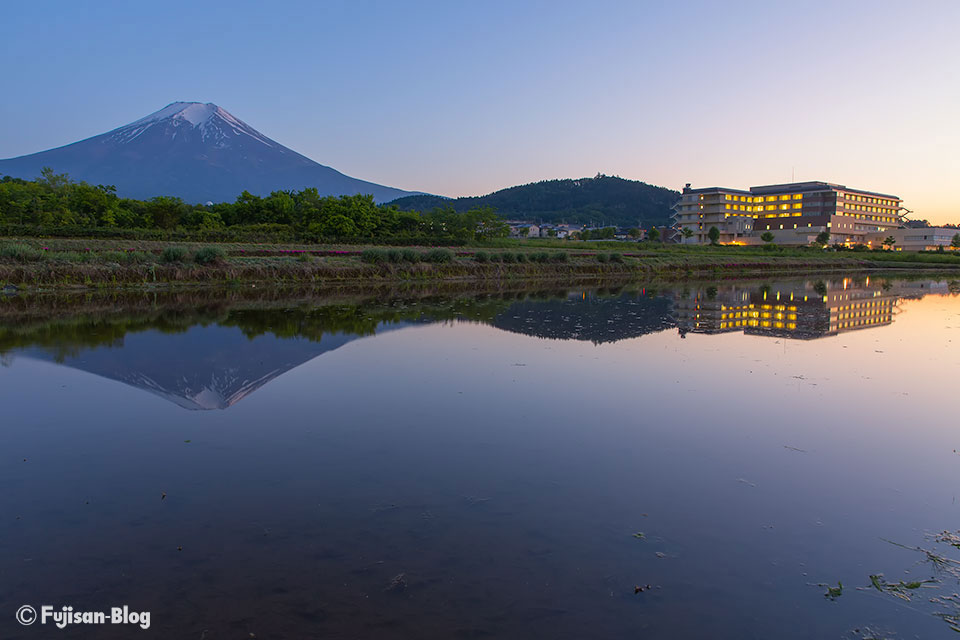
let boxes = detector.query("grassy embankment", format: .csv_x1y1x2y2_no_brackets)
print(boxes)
2,236,960,290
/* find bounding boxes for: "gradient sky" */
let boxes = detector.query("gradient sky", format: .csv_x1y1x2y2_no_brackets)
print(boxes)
2,0,957,222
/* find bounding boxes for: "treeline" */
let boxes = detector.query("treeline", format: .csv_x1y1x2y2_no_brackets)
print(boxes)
0,169,510,243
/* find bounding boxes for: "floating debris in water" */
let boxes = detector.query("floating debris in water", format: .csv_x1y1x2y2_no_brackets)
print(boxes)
931,593,960,633
883,538,960,576
850,625,896,640
823,582,843,600
868,574,937,601
632,532,646,540
783,445,806,453
634,584,651,594
934,530,960,549
385,573,407,593
161,492,166,500
737,478,757,487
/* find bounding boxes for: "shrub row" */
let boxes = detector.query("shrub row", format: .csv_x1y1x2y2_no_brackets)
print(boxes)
360,248,454,264
596,252,625,263
159,246,226,265
474,251,569,264
0,243,225,266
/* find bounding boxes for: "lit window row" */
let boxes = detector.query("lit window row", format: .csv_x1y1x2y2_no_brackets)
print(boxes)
836,316,892,329
721,311,798,321
841,194,897,207
845,203,895,214
723,193,803,203
719,320,798,330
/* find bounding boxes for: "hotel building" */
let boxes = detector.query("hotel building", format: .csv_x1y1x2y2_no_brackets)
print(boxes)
672,181,903,246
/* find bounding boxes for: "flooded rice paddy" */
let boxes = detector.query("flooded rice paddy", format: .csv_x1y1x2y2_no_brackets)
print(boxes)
1,275,959,639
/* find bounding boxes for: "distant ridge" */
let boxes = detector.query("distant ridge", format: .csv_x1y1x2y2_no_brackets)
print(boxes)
387,175,679,228
0,102,420,204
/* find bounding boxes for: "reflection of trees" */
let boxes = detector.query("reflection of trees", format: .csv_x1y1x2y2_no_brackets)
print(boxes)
220,296,516,342
0,307,232,362
490,291,675,343
1,276,952,358
0,293,520,359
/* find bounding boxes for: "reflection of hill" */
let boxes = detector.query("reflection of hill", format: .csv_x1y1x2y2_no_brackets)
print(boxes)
23,326,379,410
491,293,675,343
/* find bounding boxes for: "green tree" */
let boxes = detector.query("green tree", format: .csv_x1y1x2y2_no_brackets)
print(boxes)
648,227,661,242
146,196,187,230
952,233,960,249
681,227,693,240
814,230,831,246
882,235,896,249
707,226,720,244
311,214,358,238
39,167,70,193
760,232,775,244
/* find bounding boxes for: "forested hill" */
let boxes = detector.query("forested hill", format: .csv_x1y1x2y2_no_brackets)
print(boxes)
387,175,680,228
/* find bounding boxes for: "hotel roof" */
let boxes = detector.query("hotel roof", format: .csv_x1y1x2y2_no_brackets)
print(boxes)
681,181,900,200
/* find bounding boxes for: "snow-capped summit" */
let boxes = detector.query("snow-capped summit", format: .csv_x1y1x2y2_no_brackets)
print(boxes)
0,101,420,203
110,101,275,149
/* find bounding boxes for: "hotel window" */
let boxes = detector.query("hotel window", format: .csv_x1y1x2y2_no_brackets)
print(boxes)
792,203,802,209
793,194,802,199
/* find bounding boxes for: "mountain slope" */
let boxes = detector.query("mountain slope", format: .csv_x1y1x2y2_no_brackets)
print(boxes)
387,175,679,227
0,102,418,204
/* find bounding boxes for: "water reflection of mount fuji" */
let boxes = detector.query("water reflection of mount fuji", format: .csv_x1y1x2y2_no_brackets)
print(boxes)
2,277,952,409
23,327,370,410
7,303,418,411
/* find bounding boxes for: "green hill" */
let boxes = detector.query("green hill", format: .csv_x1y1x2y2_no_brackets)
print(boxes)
387,175,679,228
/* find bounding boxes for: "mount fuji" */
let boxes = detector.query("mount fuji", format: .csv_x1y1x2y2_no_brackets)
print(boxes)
0,102,420,203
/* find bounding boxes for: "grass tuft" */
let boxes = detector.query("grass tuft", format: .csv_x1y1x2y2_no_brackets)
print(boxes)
193,246,226,265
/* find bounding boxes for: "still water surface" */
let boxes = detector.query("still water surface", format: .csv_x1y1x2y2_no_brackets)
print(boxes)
1,276,959,639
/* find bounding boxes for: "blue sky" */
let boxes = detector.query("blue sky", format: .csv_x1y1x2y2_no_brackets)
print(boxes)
2,0,958,221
